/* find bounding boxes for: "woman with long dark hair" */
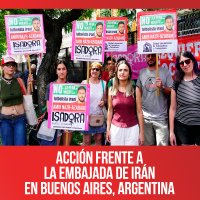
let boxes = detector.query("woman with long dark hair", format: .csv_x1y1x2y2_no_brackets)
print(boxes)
44,60,72,146
169,51,200,145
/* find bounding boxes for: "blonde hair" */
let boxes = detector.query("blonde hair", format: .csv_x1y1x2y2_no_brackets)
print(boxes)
110,60,134,97
90,62,102,69
89,62,102,78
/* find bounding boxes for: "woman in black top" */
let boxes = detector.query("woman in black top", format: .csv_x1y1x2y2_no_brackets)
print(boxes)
169,51,200,146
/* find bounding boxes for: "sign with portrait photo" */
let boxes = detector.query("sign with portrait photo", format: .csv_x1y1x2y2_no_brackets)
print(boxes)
4,14,46,55
137,10,178,54
48,83,90,131
71,20,106,62
97,17,128,52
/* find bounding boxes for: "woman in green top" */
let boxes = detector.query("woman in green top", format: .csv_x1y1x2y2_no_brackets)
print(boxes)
0,56,32,145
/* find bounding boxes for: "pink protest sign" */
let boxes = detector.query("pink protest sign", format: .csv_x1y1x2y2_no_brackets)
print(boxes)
107,44,147,79
137,10,178,54
4,14,46,55
97,17,128,52
48,83,90,131
71,20,106,62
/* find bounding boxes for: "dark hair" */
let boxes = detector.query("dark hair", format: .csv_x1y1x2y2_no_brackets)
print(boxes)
116,57,126,65
78,86,86,92
106,56,116,65
30,60,38,66
165,15,173,22
54,60,68,80
175,51,200,82
32,17,40,23
118,21,125,26
56,60,68,70
96,22,103,28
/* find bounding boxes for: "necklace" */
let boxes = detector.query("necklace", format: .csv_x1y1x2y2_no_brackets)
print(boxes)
2,77,13,85
89,78,99,84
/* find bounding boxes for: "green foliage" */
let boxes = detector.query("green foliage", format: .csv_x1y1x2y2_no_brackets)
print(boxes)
71,131,83,146
0,9,136,59
63,9,94,33
0,9,28,59
0,9,93,59
44,9,68,19
100,9,111,17
94,9,136,32
118,9,136,32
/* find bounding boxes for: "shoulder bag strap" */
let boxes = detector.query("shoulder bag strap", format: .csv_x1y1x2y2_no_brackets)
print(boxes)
101,79,104,94
17,78,26,95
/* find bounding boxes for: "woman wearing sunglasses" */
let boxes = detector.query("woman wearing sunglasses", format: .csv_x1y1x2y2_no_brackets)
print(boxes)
81,62,106,146
169,51,200,146
0,56,32,145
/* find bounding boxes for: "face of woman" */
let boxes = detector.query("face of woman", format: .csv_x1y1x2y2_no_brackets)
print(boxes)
179,55,194,75
90,66,100,79
2,62,15,76
57,63,67,79
117,64,130,81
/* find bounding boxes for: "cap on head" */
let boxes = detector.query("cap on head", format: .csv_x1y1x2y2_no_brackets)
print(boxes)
1,56,16,66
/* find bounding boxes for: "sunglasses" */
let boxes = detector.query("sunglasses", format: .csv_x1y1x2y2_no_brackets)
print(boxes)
91,68,100,71
179,59,191,66
4,63,16,68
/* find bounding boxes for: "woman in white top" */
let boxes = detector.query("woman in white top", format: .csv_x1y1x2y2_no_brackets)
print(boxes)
82,62,106,145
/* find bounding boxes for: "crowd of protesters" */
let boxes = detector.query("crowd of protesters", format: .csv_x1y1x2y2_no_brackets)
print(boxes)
0,50,200,146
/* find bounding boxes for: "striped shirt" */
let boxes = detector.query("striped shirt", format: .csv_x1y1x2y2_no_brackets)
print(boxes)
173,76,200,125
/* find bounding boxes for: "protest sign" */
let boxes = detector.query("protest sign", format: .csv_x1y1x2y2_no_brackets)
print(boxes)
1,147,200,200
4,14,46,55
159,34,200,79
137,10,178,54
97,17,128,52
71,20,106,62
107,44,146,79
48,83,90,131
107,35,200,80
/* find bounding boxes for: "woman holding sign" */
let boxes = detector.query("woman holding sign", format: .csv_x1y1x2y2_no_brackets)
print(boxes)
44,60,72,146
82,62,106,146
169,51,200,146
106,60,144,146
0,56,32,145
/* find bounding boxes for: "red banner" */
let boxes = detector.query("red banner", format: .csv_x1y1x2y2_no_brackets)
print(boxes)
0,146,199,200
0,1,189,9
159,34,200,79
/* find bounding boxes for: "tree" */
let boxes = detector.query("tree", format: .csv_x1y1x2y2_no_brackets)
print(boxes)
1,9,138,114
27,9,93,114
0,9,93,114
